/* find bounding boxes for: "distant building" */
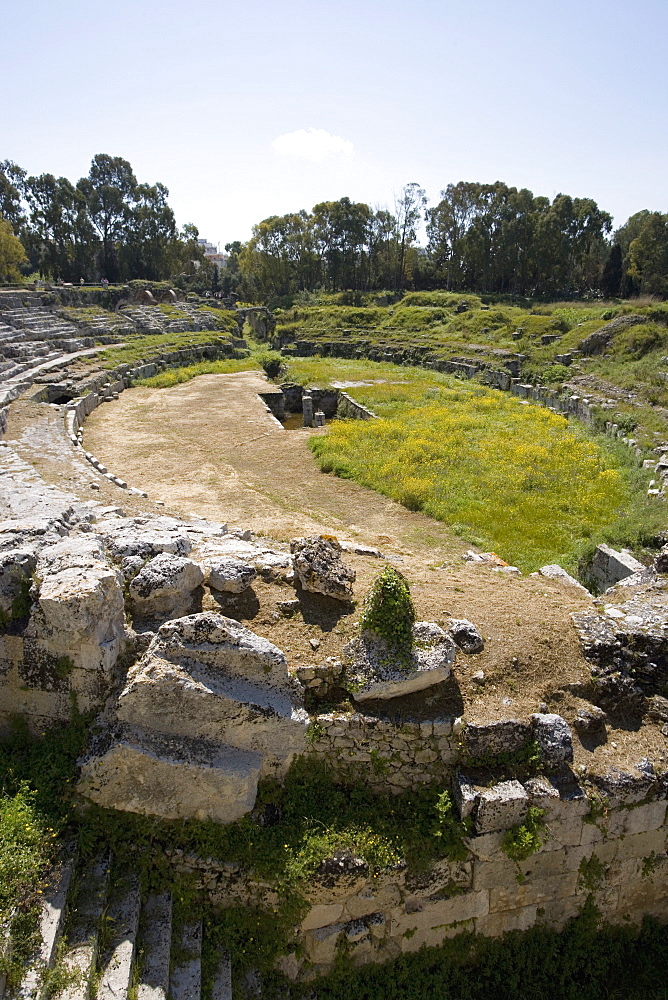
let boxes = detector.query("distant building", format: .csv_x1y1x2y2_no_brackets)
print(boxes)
198,238,229,269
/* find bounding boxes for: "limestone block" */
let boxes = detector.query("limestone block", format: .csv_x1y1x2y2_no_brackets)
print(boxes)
538,564,591,595
614,828,667,861
77,726,261,824
447,618,484,654
0,548,36,619
97,517,193,560
475,904,537,937
35,564,124,642
527,777,589,826
405,859,472,900
394,917,475,953
465,831,505,861
475,780,529,834
618,799,667,836
300,904,345,932
342,883,402,920
534,895,583,931
302,923,345,965
472,856,518,891
128,553,204,616
463,719,532,758
489,872,579,912
305,851,369,903
531,714,573,768
453,773,478,820
205,558,257,594
390,891,489,939
116,650,308,775
27,545,125,675
579,821,607,847
290,536,355,600
344,623,455,702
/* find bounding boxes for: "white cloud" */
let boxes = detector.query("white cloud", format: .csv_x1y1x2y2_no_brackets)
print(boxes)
270,128,354,163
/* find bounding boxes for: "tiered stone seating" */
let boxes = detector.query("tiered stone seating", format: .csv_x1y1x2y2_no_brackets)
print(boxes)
8,850,233,1000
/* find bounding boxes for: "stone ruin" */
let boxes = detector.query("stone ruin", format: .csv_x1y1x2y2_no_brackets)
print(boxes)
0,289,666,984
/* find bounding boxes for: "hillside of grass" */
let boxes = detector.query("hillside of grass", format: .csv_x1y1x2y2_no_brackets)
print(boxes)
271,295,668,449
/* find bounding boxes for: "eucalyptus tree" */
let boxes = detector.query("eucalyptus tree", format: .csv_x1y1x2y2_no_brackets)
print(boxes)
395,183,426,289
77,154,138,281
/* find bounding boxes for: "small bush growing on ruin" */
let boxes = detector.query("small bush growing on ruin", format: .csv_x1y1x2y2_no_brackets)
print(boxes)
359,566,416,661
257,350,283,378
501,806,545,861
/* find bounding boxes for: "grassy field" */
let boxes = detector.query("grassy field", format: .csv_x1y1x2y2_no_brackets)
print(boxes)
289,358,655,573
90,329,239,368
272,294,668,448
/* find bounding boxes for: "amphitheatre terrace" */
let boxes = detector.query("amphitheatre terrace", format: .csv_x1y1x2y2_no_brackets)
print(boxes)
0,284,667,999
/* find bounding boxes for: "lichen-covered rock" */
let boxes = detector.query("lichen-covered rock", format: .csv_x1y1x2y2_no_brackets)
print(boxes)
0,549,36,621
115,612,308,777
447,618,484,654
128,553,204,616
531,713,573,768
538,564,591,595
306,851,370,903
205,557,257,594
27,535,126,675
655,544,668,573
343,622,455,701
463,719,532,759
290,536,355,601
154,612,295,691
77,724,261,824
98,516,193,561
474,780,529,834
573,705,608,735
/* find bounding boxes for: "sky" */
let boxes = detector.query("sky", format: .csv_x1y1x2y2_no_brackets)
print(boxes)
2,0,667,249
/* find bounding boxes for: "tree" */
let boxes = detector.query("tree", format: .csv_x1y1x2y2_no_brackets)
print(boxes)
0,217,27,281
77,154,137,280
24,174,94,280
0,161,26,233
120,182,176,280
628,213,668,297
600,244,623,298
395,183,426,289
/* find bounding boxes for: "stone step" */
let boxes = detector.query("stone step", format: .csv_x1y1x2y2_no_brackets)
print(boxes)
17,847,77,999
168,922,202,1000
136,892,172,1000
211,950,233,1000
57,854,111,1000
96,874,141,1000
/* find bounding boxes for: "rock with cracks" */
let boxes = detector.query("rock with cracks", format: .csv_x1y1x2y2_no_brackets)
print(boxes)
343,621,455,702
447,618,484,654
290,536,355,601
128,553,204,617
77,725,261,824
115,612,308,775
204,557,257,594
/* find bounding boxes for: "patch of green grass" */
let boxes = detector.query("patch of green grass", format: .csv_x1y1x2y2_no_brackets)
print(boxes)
89,330,238,369
136,356,260,388
306,366,644,574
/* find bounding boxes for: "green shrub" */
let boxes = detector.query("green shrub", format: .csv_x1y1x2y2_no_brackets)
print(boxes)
359,567,416,661
257,350,283,377
501,807,545,861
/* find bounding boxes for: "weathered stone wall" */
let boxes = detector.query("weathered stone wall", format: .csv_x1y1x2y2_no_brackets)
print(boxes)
307,712,459,791
336,392,377,420
160,764,668,977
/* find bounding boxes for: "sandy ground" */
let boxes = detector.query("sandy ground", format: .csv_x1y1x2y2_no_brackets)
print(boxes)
5,373,667,773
